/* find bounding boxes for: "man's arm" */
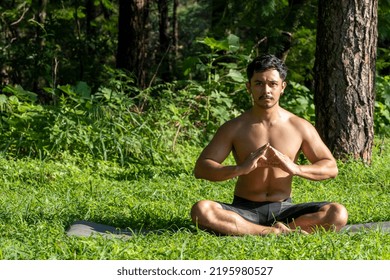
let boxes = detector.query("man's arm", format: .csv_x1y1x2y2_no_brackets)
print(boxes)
194,122,232,181
264,145,338,181
298,120,338,180
261,120,338,181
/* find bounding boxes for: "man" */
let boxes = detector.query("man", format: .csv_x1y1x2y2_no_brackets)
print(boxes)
191,54,348,235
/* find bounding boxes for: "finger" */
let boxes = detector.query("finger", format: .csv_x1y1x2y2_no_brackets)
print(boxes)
257,156,267,166
251,143,269,158
267,146,288,162
267,145,281,157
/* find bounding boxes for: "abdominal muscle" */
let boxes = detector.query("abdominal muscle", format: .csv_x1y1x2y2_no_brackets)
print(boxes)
233,167,293,202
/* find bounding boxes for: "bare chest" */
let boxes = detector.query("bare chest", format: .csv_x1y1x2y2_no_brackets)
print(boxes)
233,122,302,162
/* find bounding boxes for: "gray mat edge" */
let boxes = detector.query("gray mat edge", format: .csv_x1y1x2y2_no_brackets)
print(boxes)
66,220,150,239
340,221,390,232
66,220,390,238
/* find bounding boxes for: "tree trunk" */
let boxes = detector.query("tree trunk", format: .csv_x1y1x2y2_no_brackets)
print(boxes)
314,0,378,163
211,0,226,34
116,0,149,88
86,0,96,36
33,0,48,91
157,0,171,82
172,0,179,60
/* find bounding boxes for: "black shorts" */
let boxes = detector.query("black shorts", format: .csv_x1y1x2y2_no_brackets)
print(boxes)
218,195,329,226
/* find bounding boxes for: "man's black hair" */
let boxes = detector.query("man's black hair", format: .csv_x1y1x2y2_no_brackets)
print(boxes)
246,54,288,82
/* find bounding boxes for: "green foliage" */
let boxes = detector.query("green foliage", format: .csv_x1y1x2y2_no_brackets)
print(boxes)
377,48,390,74
1,37,389,163
0,0,117,90
0,57,246,163
0,77,169,164
378,0,390,49
0,85,48,156
286,27,317,84
282,81,315,123
375,75,390,137
1,0,390,94
182,34,250,134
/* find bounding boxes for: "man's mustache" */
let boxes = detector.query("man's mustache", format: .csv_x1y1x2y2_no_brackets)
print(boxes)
259,94,273,100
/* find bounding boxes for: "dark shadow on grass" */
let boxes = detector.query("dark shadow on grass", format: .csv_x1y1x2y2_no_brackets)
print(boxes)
97,163,192,182
66,215,196,238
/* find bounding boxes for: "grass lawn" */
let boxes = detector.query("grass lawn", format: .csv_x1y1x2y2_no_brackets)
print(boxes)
0,139,389,260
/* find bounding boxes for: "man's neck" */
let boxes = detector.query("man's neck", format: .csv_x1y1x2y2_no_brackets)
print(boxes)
250,105,282,125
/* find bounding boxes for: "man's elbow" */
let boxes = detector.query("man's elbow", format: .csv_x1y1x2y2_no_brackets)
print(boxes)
319,160,338,179
193,168,202,179
329,163,338,178
193,162,205,179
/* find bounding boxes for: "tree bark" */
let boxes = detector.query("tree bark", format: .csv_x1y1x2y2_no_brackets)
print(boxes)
157,0,171,82
172,0,179,60
86,0,96,37
116,0,149,88
33,0,48,91
314,0,378,163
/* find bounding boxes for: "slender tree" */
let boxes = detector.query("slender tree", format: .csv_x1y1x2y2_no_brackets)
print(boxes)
314,0,378,163
157,0,171,82
116,0,150,88
172,0,179,60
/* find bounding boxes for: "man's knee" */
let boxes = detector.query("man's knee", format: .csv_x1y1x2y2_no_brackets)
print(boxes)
324,202,349,228
190,200,218,225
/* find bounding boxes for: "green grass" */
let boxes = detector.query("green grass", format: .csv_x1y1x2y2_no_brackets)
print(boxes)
0,140,389,260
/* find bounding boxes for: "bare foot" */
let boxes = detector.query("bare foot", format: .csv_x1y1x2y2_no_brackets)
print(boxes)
273,222,309,235
292,227,309,235
273,222,292,234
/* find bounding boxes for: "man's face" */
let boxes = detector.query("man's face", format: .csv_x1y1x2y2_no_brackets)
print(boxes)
246,69,286,109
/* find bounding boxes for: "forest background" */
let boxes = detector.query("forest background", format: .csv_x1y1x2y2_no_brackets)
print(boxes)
0,0,389,260
0,0,389,161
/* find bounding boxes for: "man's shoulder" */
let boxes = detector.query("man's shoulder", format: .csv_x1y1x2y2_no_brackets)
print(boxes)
216,112,249,137
281,109,318,139
282,109,312,126
222,111,250,126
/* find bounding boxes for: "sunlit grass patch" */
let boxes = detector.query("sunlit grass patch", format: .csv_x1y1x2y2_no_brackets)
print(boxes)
0,139,389,260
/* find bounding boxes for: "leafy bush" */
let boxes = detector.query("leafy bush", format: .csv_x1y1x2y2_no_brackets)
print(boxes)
282,81,315,123
0,68,232,164
0,36,389,165
375,75,390,137
0,85,49,156
182,34,251,130
0,78,165,164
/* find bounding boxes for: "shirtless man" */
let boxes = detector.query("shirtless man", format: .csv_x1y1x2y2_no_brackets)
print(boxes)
191,54,348,235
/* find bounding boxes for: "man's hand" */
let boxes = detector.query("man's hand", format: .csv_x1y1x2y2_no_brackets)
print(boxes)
238,143,270,175
257,145,301,175
238,144,301,176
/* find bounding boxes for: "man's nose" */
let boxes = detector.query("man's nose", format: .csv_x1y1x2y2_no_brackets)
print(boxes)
261,84,271,93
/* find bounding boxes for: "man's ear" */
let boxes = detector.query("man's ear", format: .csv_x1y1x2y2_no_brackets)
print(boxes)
246,82,251,93
281,81,287,94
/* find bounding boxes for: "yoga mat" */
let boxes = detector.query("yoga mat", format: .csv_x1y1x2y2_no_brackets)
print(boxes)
66,220,150,239
66,220,390,238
